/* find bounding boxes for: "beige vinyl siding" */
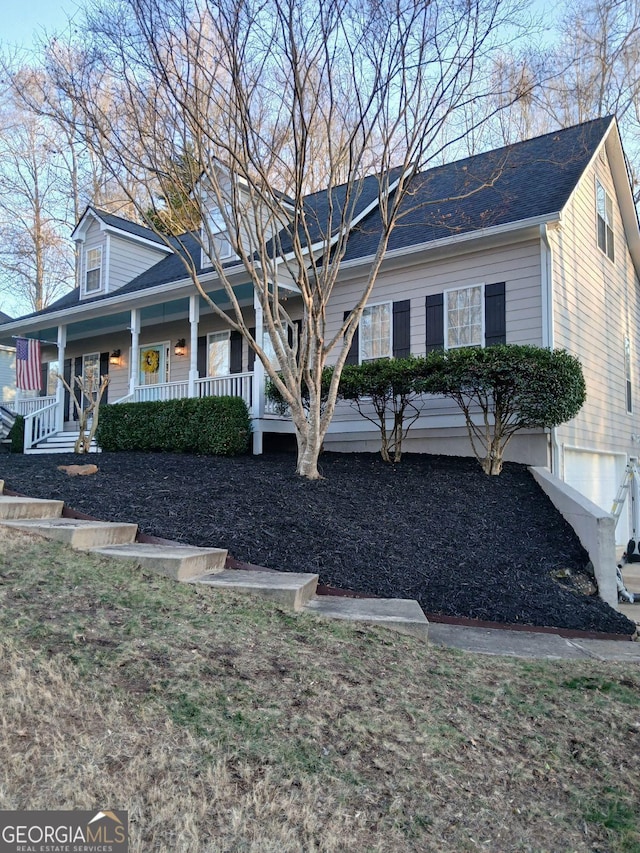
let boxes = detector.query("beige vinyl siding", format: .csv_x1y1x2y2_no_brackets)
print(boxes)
326,238,543,429
108,237,168,293
550,146,640,459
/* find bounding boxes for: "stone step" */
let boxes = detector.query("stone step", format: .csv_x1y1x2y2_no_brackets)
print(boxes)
194,569,319,611
304,595,429,640
91,542,228,581
0,518,138,549
0,495,64,520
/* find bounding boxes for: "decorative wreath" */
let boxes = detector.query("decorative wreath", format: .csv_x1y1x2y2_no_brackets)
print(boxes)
141,348,160,373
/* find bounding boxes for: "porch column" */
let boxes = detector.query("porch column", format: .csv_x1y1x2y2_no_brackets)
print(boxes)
129,308,140,396
188,294,199,398
252,291,264,455
56,325,67,431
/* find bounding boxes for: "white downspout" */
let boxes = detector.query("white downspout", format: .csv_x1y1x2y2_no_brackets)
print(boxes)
541,223,560,476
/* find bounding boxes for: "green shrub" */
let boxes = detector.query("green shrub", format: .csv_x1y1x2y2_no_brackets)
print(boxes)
418,345,586,475
338,357,426,462
96,396,251,456
7,414,24,453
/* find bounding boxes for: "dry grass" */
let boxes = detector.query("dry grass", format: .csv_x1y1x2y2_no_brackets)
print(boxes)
1,525,639,853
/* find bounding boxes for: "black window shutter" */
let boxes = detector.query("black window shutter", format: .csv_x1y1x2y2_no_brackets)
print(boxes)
197,336,207,377
230,331,242,374
484,282,506,346
344,310,359,364
63,358,72,422
392,300,411,358
73,356,82,421
425,294,444,352
99,351,109,405
288,319,303,363
248,327,256,371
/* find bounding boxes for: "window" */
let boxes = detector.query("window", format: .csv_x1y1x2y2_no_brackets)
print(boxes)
46,361,60,396
206,206,233,261
625,337,632,413
262,331,281,370
85,247,102,292
596,179,614,262
208,332,230,376
445,285,483,348
360,303,392,361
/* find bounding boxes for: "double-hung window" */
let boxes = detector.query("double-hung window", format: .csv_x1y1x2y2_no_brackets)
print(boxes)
208,332,230,376
85,247,102,293
596,179,615,262
444,285,483,348
360,303,392,361
208,206,233,261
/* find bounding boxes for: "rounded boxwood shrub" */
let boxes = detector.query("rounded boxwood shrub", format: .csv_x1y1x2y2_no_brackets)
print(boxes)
96,396,251,455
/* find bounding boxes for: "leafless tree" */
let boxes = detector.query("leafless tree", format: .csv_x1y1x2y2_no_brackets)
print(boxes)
44,0,529,478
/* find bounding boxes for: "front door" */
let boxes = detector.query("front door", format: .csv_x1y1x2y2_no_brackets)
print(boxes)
139,343,169,385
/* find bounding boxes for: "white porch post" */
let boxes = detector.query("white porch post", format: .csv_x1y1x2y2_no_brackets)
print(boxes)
252,292,264,455
56,325,67,431
129,308,140,396
188,294,199,398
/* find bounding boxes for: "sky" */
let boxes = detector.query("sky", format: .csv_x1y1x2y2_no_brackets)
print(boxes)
0,0,81,52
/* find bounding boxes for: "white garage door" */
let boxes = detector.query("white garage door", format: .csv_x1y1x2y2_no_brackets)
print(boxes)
564,449,628,546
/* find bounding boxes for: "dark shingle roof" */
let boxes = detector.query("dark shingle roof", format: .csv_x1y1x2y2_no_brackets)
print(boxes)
340,116,613,261
91,207,170,247
9,117,615,321
0,310,12,324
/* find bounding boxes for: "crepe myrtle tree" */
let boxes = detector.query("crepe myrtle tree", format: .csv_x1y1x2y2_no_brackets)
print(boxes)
40,0,530,478
419,345,586,475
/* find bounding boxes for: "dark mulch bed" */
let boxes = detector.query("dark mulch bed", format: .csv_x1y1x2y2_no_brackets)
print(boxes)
0,450,635,635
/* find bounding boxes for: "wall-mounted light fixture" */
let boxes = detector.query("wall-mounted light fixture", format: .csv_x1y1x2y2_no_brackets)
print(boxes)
174,339,187,357
109,349,122,366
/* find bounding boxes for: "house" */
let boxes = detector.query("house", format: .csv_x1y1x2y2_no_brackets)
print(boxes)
0,116,638,541
0,310,16,406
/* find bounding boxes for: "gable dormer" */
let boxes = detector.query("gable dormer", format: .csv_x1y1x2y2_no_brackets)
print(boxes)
72,207,174,299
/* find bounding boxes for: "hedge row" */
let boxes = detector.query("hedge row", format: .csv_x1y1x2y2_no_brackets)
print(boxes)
96,396,251,456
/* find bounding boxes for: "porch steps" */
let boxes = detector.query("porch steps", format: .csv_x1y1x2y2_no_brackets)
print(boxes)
26,431,100,455
0,487,429,639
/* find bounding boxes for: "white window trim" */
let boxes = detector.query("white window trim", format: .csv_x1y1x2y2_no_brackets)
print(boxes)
443,283,485,350
358,301,393,363
84,246,103,295
201,205,235,268
595,177,615,263
207,330,231,377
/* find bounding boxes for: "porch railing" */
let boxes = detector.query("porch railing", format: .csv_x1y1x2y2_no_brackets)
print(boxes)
15,396,57,417
195,372,253,407
133,380,189,403
23,398,59,451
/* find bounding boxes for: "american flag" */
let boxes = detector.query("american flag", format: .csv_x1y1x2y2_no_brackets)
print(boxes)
16,337,42,391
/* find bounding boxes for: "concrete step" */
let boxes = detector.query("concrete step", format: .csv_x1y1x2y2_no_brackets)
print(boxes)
194,569,319,611
0,495,64,520
0,518,138,549
91,542,228,581
304,595,429,640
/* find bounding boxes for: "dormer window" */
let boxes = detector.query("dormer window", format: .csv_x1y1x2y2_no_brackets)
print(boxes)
204,206,233,264
85,247,103,293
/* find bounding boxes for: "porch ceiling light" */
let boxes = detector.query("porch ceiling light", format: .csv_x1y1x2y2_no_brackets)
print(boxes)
109,349,122,366
174,339,187,357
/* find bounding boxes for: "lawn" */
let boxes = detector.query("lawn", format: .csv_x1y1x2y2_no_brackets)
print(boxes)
0,526,639,852
0,450,634,634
